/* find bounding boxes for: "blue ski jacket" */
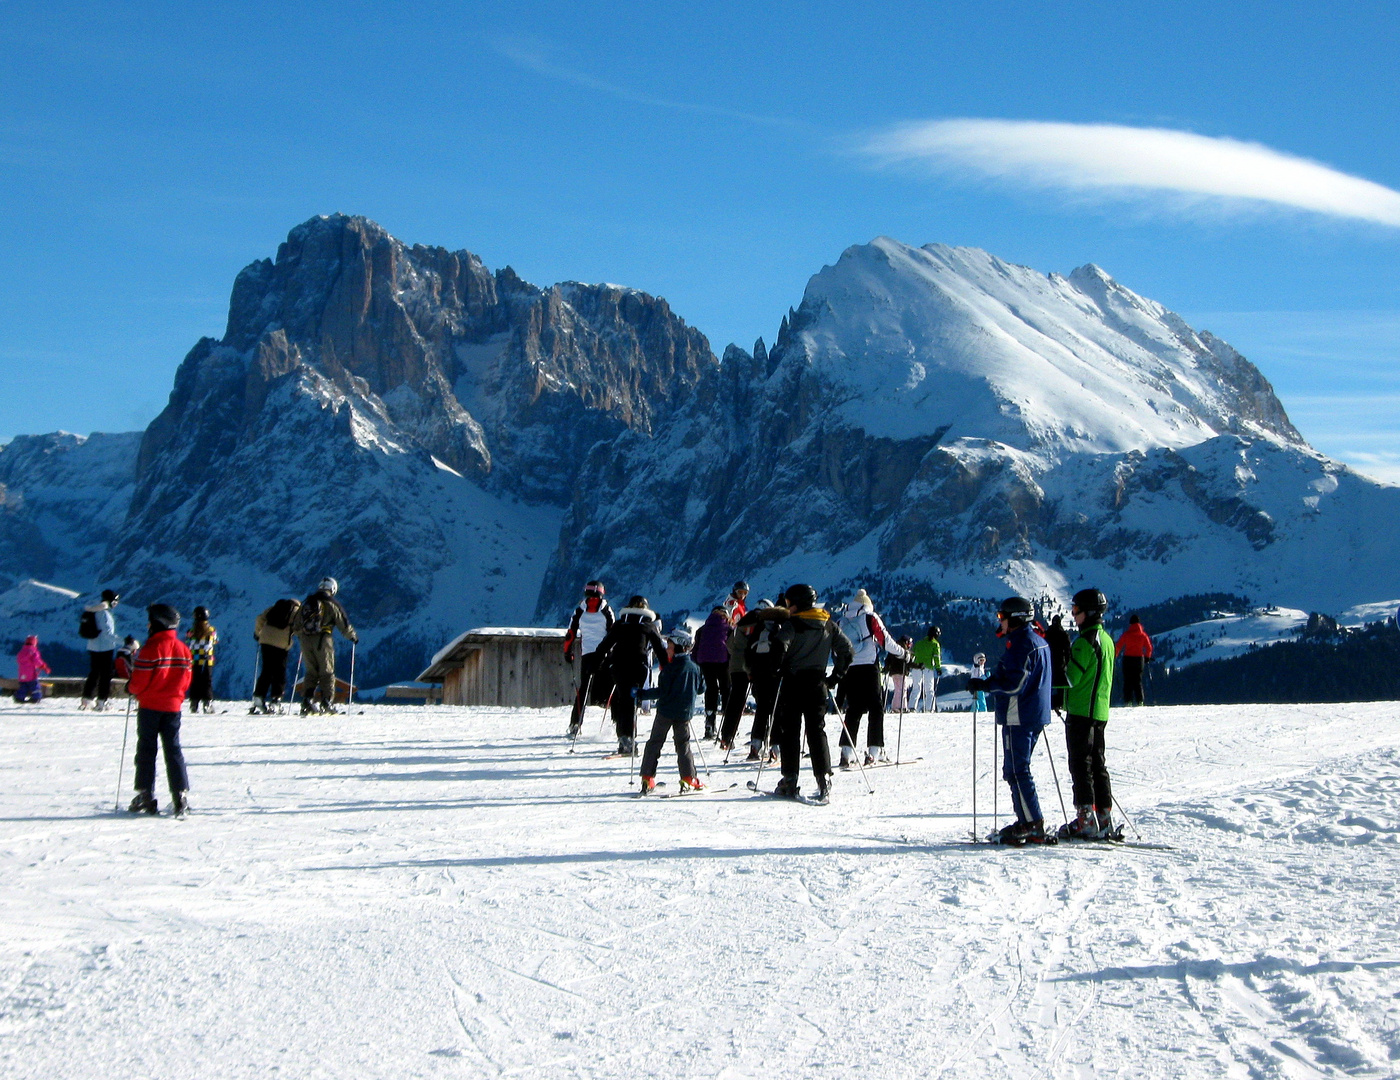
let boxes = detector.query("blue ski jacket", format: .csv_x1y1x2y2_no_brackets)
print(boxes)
637,651,705,722
983,624,1051,729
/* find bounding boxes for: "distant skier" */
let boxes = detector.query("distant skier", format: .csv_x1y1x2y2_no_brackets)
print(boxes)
79,588,121,711
125,603,193,817
564,580,615,737
14,635,50,703
1046,613,1072,712
252,598,301,714
186,606,218,714
637,627,707,795
884,636,914,713
593,596,666,756
718,604,752,752
836,589,906,767
1060,588,1119,840
771,584,854,803
908,626,942,712
693,606,732,740
1116,614,1153,706
965,597,1054,845
969,653,987,712
296,578,357,715
114,636,140,681
736,600,787,761
724,581,750,625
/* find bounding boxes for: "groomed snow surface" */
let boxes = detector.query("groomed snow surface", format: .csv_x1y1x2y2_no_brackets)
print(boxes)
2,698,1399,1078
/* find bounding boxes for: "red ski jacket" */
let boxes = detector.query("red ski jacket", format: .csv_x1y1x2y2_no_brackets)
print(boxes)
1115,624,1154,659
126,629,193,712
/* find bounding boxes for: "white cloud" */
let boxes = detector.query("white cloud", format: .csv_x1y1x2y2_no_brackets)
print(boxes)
864,120,1400,227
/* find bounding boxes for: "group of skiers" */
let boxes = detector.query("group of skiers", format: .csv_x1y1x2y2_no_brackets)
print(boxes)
561,578,1151,840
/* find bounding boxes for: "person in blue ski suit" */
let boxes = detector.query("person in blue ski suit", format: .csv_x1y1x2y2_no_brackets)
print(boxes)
966,596,1054,845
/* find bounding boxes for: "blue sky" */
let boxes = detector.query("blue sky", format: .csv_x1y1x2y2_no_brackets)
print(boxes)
2,1,1397,477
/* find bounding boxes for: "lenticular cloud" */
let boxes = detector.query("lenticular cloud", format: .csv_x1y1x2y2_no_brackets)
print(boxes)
865,119,1400,227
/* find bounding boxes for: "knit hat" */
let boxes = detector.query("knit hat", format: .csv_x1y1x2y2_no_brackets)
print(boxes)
851,589,872,607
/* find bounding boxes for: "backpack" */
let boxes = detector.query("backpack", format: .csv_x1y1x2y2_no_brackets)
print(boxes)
265,598,297,630
78,609,100,639
298,595,325,636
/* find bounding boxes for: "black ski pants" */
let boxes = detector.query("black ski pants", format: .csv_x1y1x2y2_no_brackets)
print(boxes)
1064,715,1112,810
640,711,697,780
134,708,189,797
189,666,213,710
839,664,885,749
749,669,781,747
610,673,644,740
1122,656,1145,705
83,649,114,702
719,671,750,746
570,650,606,727
699,662,728,718
776,669,832,783
254,644,289,702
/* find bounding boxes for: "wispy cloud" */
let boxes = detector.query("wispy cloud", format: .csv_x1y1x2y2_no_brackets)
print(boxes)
493,37,809,132
863,119,1400,227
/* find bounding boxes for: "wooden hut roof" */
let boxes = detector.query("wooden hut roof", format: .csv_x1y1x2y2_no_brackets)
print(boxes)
418,627,567,683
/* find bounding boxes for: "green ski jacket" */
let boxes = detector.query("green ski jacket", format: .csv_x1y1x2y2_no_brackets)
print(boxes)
911,638,942,672
1064,623,1114,721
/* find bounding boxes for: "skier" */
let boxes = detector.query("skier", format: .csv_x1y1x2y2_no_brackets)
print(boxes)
884,636,914,713
563,580,615,737
79,588,121,711
252,598,301,713
969,653,988,712
1116,614,1153,706
1060,588,1119,840
296,577,358,715
593,595,666,756
125,603,193,817
186,606,218,714
836,589,906,767
718,603,755,752
724,581,749,625
965,597,1054,845
736,600,786,761
693,606,731,740
908,626,942,712
114,636,140,680
770,584,854,803
1046,614,1072,712
637,627,707,794
14,635,50,703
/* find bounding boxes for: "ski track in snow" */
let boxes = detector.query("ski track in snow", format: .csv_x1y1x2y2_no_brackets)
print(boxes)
1,699,1398,1078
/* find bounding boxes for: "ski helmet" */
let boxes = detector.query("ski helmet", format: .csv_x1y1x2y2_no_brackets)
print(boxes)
784,584,817,611
667,627,694,652
193,605,209,621
1072,588,1108,616
928,625,942,638
628,595,649,610
319,577,339,596
147,603,180,631
101,588,120,604
757,599,775,610
733,580,749,594
998,596,1033,624
584,580,605,597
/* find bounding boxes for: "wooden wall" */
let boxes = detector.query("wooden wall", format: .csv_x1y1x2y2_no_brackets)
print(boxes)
442,637,574,708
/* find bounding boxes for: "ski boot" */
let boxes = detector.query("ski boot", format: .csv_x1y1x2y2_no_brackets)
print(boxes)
680,776,705,792
172,791,189,818
93,700,110,712
862,751,876,767
813,775,833,805
1020,819,1056,845
128,790,158,815
249,696,266,715
300,699,316,716
745,741,763,762
1095,808,1124,841
618,736,635,756
773,775,800,799
997,821,1027,846
839,746,856,771
718,738,732,752
703,712,717,741
79,698,93,711
565,721,581,739
1057,805,1099,841
638,776,656,795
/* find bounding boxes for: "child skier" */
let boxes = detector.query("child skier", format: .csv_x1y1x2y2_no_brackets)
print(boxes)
186,606,218,714
637,627,707,794
14,636,50,703
114,636,140,680
969,653,988,712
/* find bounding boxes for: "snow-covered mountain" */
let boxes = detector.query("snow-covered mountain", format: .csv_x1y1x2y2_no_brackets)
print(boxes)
1,222,1396,689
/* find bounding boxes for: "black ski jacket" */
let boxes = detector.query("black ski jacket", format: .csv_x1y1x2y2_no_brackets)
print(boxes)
594,607,665,686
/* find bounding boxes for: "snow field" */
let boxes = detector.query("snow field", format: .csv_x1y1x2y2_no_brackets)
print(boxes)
1,698,1399,1078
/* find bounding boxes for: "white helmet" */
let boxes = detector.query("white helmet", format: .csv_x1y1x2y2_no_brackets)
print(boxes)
319,577,339,596
666,627,694,652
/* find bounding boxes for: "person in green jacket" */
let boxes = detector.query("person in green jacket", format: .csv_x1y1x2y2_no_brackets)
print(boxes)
908,626,942,712
1059,588,1118,840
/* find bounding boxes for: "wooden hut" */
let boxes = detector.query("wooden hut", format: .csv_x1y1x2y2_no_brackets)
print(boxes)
417,627,573,708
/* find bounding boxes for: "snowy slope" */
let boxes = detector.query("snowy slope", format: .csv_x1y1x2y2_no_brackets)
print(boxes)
2,698,1399,1077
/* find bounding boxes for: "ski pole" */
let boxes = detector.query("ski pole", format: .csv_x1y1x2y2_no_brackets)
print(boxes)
1112,795,1143,840
836,707,875,795
114,691,133,812
291,642,304,714
347,640,356,711
970,701,978,842
1042,729,1069,828
896,672,905,765
753,677,783,792
628,690,639,787
686,713,712,783
569,674,593,754
992,714,999,838
249,646,261,704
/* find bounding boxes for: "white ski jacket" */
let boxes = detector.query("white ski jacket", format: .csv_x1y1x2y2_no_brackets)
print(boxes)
837,603,905,667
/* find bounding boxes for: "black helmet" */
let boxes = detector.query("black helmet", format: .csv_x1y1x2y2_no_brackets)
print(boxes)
193,605,209,620
998,596,1033,624
784,584,817,610
928,625,942,638
585,580,605,597
733,580,749,593
1072,588,1108,616
101,588,120,604
147,603,180,631
628,595,649,610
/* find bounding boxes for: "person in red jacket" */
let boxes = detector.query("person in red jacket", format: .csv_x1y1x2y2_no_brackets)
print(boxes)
1115,614,1153,706
125,603,194,816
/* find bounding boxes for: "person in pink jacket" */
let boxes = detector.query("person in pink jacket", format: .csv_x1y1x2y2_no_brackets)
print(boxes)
15,636,51,703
